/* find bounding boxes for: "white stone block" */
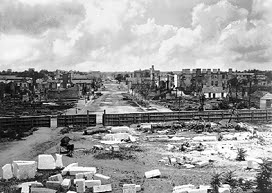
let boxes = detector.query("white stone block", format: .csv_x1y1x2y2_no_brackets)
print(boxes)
21,183,30,193
76,179,85,193
85,180,101,188
76,173,84,179
93,184,112,192
145,169,161,178
123,184,136,193
111,126,130,133
30,187,57,193
188,189,207,193
173,184,195,191
196,161,209,167
136,185,141,191
62,163,78,175
55,154,63,168
67,191,77,193
61,179,71,190
219,187,230,193
38,155,56,170
2,164,13,180
12,161,37,180
69,167,96,175
94,173,110,180
48,174,63,182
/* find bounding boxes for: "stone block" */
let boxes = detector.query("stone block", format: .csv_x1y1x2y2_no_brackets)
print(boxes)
136,185,141,191
55,154,63,168
61,179,71,190
145,169,161,178
84,171,94,180
48,174,63,182
46,181,61,190
123,184,136,193
221,184,230,189
38,155,56,170
30,187,57,193
85,180,101,188
69,166,96,175
12,161,37,180
94,173,110,181
76,173,84,179
173,184,195,191
62,163,78,175
111,126,130,133
219,187,230,193
67,191,77,193
188,189,207,193
21,183,30,193
183,164,195,169
2,164,13,180
76,179,85,193
111,145,120,152
196,161,209,167
93,184,112,192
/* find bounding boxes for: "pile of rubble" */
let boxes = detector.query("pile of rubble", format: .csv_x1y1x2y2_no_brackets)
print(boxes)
1,153,143,192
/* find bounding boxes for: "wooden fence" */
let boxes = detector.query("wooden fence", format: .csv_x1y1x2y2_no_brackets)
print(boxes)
102,109,272,126
0,116,51,129
57,114,96,127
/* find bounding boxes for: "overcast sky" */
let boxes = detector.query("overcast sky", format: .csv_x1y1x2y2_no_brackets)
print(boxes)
0,0,271,72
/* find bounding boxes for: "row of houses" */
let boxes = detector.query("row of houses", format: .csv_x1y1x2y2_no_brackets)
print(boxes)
0,70,102,101
126,66,272,109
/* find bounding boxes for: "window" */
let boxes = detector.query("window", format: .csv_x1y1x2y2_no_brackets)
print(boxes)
215,81,218,86
211,81,214,86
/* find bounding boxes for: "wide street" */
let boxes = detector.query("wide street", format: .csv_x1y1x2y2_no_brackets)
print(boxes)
67,82,171,123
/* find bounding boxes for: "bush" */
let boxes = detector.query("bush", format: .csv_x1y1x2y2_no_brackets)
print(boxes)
255,158,272,193
222,170,238,189
210,172,223,193
236,148,247,161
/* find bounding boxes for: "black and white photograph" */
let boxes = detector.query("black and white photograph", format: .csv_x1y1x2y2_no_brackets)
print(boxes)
0,0,272,192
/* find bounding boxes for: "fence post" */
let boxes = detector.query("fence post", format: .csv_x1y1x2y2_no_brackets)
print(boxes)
118,115,121,126
87,110,90,126
266,110,268,121
148,114,150,123
163,114,166,122
221,112,224,119
251,111,254,122
103,110,106,126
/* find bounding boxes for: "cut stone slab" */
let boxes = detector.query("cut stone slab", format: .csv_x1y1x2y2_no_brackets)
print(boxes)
62,163,78,175
46,181,61,190
61,179,71,190
67,191,77,193
196,161,209,167
123,184,136,193
76,173,84,179
38,155,56,170
76,179,85,193
111,126,130,133
2,164,13,180
85,180,101,188
93,184,112,192
173,184,195,191
145,169,161,178
103,133,130,141
12,161,37,180
30,187,57,193
136,185,141,192
187,189,208,193
48,174,63,182
94,173,110,180
55,154,63,168
193,136,217,141
69,166,96,175
183,164,195,169
219,187,230,193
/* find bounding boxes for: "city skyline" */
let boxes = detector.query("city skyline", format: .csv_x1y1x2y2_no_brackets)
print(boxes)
0,0,271,72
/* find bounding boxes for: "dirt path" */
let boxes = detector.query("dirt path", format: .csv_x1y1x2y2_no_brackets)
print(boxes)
0,127,62,175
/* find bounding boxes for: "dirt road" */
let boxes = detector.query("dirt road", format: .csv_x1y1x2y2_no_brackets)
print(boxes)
67,83,171,123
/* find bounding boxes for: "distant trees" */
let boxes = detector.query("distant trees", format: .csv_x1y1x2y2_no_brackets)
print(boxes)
115,74,129,83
